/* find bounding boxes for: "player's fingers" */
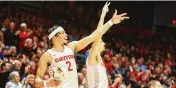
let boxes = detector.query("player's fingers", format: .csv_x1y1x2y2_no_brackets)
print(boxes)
122,16,130,20
119,13,127,17
107,2,111,6
104,2,108,6
114,9,117,15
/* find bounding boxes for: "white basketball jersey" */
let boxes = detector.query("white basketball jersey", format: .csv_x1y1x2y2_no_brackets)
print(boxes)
86,58,108,88
47,46,78,88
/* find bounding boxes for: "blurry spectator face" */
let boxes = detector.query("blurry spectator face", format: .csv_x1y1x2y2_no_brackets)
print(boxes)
138,58,143,65
104,54,110,61
13,73,20,83
3,18,9,28
78,73,84,83
167,53,171,59
33,36,38,42
20,23,27,31
131,57,136,65
2,63,11,72
164,64,169,69
158,63,164,70
166,67,172,75
25,38,33,48
14,60,22,71
122,57,126,63
11,46,17,55
131,45,135,51
149,65,154,71
43,74,50,80
5,63,11,70
112,56,117,62
164,70,168,76
155,67,161,74
107,75,111,81
27,74,35,85
39,41,45,48
9,22,15,30
30,61,36,71
81,68,86,77
3,48,9,55
31,54,37,61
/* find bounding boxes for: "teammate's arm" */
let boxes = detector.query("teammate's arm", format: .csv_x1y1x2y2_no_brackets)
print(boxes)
88,2,110,65
34,53,59,88
68,9,129,53
97,2,110,29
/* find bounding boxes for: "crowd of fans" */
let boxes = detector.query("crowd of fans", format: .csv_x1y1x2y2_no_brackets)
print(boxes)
0,2,176,88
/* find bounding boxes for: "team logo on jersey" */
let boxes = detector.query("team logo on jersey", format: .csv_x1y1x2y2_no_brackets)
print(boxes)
55,55,74,63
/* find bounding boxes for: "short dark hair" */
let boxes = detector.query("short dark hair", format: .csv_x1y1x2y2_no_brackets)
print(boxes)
1,62,8,70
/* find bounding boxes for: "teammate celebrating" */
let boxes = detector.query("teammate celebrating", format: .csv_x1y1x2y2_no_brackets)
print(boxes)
86,2,113,88
34,3,129,88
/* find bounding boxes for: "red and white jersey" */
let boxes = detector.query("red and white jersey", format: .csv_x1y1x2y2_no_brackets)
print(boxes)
46,46,78,88
86,58,108,88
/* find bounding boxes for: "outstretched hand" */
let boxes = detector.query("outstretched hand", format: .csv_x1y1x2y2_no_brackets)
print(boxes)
102,2,111,14
111,9,129,24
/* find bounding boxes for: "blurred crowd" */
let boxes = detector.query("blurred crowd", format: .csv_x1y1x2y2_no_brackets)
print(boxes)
0,2,176,88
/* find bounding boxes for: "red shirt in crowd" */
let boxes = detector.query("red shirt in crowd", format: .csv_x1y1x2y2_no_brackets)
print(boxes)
104,61,114,74
18,31,30,49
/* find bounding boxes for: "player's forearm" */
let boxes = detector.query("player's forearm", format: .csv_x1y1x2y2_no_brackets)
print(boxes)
92,19,113,38
97,13,106,29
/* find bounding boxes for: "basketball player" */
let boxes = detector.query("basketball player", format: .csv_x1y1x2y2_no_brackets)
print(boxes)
86,2,111,88
34,3,129,88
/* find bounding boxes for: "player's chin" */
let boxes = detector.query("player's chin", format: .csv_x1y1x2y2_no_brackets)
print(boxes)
64,40,68,44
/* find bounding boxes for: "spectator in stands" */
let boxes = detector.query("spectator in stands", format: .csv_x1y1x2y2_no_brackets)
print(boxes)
17,23,31,53
4,22,18,47
23,38,36,57
78,73,85,88
0,62,13,88
21,74,35,88
5,71,22,88
111,74,126,88
103,54,114,75
148,80,162,88
81,67,86,87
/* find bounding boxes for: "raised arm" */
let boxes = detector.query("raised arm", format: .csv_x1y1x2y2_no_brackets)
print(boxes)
34,53,59,88
97,2,110,29
68,9,129,53
88,2,110,65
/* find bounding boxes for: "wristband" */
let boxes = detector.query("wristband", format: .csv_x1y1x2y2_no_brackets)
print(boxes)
43,80,48,87
108,20,113,26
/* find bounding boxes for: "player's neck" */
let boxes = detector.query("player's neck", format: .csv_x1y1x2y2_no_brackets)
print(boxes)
52,44,65,52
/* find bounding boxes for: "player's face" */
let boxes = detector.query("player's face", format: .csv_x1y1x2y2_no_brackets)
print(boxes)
99,40,105,52
56,30,68,44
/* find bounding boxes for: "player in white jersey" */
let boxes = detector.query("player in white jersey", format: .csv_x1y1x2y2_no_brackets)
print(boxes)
86,2,110,88
34,3,129,88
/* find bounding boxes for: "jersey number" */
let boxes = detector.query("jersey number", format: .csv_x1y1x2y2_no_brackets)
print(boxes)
66,61,73,71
